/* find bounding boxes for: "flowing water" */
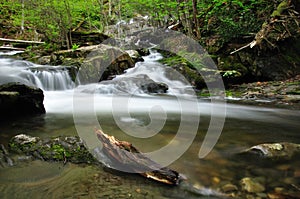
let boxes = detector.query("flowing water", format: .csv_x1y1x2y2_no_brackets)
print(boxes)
0,51,299,198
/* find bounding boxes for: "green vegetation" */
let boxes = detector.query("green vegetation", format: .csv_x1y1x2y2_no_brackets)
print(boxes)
0,0,281,47
71,43,80,51
1,0,297,85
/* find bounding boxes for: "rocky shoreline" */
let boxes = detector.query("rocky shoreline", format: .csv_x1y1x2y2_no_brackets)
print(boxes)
225,75,300,110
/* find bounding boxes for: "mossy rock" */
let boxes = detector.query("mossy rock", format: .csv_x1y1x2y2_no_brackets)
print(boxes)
9,134,96,164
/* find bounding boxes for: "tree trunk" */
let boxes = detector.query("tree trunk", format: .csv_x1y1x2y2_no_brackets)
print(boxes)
21,0,25,33
192,0,201,39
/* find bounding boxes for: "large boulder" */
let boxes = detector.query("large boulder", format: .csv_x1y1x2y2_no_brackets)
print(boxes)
78,44,135,83
0,83,45,121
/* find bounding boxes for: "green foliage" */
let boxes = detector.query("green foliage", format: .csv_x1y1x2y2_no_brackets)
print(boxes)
200,0,278,41
1,0,114,47
222,70,242,78
1,0,280,47
72,43,80,51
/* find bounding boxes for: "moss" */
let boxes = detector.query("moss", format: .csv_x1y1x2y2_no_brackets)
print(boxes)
271,0,289,17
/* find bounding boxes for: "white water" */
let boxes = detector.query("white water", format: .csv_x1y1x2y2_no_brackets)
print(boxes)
1,50,299,125
0,58,74,91
75,49,194,96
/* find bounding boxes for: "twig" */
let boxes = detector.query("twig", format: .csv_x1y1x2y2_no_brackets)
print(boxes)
230,42,254,54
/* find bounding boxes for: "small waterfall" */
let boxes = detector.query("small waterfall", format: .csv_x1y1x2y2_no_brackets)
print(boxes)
77,49,194,96
0,57,75,91
32,69,75,91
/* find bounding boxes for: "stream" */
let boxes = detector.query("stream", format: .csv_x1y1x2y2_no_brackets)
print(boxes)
0,50,300,198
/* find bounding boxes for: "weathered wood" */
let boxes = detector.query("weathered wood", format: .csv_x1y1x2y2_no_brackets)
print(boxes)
95,129,180,185
0,46,25,51
0,38,45,44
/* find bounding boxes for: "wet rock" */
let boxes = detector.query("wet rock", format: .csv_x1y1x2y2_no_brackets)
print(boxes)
241,142,300,160
95,74,168,95
125,50,144,63
240,177,265,193
0,83,45,121
141,82,168,94
136,48,150,56
77,44,135,83
9,134,96,164
221,183,238,193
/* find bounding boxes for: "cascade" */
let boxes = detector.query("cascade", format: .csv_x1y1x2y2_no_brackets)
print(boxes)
0,57,75,91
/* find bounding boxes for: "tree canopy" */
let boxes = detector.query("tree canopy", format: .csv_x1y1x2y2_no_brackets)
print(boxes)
0,0,281,47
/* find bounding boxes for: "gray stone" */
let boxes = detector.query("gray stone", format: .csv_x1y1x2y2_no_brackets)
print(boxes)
76,44,135,83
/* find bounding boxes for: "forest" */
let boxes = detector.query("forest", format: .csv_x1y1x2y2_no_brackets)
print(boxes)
0,0,282,47
0,1,300,199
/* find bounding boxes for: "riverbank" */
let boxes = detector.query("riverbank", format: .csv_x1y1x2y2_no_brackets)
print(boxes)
225,75,300,110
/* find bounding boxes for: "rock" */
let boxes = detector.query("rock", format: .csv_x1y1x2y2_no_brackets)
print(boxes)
241,142,300,160
0,83,45,121
240,177,265,193
37,55,51,65
70,31,109,47
77,44,135,83
9,134,96,164
221,183,238,193
125,50,144,63
136,48,150,56
141,82,168,94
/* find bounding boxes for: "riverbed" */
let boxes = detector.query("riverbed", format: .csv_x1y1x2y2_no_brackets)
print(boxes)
0,51,299,198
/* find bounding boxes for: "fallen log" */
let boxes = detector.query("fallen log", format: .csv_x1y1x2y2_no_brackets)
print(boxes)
95,129,180,185
0,38,44,44
0,46,25,51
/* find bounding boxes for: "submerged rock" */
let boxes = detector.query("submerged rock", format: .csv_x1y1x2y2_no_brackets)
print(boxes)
241,142,300,160
240,177,265,193
9,134,95,164
0,83,45,121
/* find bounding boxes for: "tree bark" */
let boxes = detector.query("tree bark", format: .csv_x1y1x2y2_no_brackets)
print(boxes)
192,0,201,39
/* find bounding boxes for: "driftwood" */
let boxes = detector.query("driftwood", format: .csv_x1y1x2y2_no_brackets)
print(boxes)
0,46,25,51
0,38,44,44
95,129,180,185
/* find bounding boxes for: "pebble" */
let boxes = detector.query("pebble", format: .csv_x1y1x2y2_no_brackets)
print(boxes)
240,177,265,193
212,176,220,184
274,187,284,193
135,188,141,193
221,183,238,193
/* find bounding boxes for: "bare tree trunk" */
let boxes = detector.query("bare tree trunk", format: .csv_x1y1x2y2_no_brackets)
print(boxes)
109,0,112,17
21,0,25,33
177,0,193,37
192,0,201,39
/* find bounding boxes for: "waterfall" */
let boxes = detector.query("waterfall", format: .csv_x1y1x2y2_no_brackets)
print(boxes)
76,49,194,96
32,69,75,91
1,49,191,95
0,58,75,91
